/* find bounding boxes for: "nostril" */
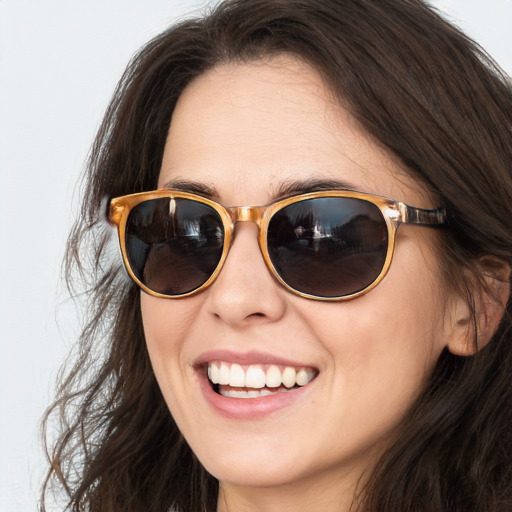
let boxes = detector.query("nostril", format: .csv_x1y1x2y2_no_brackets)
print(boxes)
242,312,268,322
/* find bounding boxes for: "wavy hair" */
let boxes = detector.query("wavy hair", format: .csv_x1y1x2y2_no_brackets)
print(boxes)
42,1,512,510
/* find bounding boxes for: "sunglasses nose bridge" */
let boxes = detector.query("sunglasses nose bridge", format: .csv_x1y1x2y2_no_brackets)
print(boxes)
227,205,265,227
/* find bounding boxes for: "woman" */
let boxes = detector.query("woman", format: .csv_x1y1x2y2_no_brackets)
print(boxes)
42,0,512,511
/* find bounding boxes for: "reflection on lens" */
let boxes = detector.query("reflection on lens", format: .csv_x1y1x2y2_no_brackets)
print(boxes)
267,197,388,297
125,198,224,295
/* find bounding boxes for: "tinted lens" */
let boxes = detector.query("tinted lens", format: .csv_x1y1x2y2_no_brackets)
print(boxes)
125,197,224,295
267,197,388,298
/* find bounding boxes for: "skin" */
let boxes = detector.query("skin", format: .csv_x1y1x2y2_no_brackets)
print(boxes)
140,56,468,512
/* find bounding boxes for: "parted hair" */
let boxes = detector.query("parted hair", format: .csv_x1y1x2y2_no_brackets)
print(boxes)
42,1,512,510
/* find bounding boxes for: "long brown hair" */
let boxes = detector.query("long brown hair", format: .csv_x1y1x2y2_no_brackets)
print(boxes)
42,1,512,510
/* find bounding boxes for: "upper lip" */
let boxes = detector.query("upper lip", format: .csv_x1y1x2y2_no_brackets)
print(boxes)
194,349,317,370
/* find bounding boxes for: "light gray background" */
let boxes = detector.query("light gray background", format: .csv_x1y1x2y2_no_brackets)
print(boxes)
1,1,511,510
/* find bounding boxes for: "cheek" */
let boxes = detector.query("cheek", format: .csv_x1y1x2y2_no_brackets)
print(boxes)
303,240,448,410
309,295,442,389
140,293,198,372
140,293,208,431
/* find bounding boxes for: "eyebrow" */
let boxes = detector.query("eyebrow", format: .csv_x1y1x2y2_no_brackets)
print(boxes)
274,177,356,198
161,176,357,203
161,178,220,200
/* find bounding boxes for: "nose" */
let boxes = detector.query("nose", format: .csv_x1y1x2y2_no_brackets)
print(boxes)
204,222,287,327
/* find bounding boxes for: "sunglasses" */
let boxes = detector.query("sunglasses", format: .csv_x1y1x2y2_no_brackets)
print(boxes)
109,189,446,301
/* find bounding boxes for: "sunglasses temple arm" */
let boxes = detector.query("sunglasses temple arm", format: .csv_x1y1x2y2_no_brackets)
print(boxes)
401,204,446,226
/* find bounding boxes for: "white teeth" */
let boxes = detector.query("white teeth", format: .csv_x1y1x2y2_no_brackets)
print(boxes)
296,368,310,386
207,361,317,391
218,362,230,385
245,365,266,388
222,388,245,398
220,386,293,398
265,365,282,387
208,363,218,383
229,364,245,387
282,367,297,388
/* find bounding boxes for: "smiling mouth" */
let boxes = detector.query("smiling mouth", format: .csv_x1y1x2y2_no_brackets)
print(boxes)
206,361,318,399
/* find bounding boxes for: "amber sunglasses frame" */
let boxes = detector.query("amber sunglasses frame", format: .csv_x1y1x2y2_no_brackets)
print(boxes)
109,189,446,301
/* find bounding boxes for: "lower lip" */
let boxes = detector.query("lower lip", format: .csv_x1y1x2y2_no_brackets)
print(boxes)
197,371,314,420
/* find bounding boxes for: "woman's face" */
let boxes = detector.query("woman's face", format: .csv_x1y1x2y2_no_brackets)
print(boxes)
141,56,456,505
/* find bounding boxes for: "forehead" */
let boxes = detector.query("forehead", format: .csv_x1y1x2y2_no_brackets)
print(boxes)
159,55,430,207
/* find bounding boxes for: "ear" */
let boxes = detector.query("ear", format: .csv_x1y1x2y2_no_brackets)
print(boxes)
445,260,510,356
